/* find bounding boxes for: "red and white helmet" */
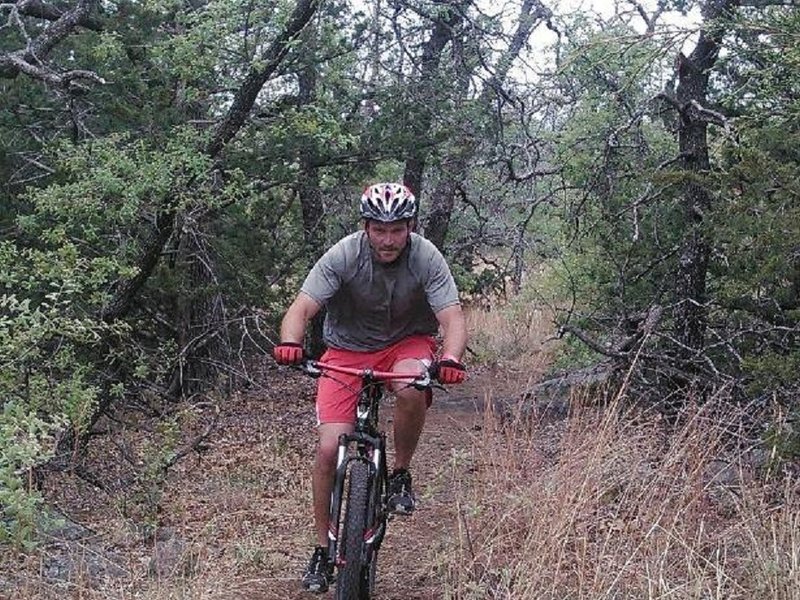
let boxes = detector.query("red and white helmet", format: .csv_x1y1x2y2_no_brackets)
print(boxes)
359,183,417,222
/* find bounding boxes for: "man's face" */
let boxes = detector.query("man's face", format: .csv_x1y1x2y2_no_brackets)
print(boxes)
365,220,412,264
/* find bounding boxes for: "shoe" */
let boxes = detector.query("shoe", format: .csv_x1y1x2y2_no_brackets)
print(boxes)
302,546,333,593
387,468,415,515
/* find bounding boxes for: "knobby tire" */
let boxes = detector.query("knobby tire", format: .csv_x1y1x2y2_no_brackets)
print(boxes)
360,467,385,600
336,461,370,600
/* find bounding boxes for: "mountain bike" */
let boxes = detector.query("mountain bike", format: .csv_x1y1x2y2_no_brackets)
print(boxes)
299,359,435,600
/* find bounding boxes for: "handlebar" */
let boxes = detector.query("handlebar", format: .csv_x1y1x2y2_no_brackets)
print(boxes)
298,359,435,391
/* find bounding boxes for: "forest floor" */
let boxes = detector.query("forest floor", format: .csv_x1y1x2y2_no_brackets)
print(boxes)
2,360,536,600
5,320,800,599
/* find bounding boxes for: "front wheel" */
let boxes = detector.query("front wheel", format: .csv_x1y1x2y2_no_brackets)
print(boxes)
336,461,370,600
360,549,378,600
360,464,386,600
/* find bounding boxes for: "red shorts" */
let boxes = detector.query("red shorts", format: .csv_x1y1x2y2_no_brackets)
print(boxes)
316,335,437,424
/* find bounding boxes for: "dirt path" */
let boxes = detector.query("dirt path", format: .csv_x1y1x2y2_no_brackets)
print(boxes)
5,367,501,600
258,396,486,600
228,370,493,600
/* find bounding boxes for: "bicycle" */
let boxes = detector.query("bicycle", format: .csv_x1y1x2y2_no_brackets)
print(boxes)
298,358,436,600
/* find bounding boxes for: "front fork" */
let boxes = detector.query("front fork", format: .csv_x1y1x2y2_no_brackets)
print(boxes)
327,432,388,568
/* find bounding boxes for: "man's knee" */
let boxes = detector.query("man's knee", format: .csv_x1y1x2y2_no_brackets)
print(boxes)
315,424,353,468
315,439,338,466
394,389,428,412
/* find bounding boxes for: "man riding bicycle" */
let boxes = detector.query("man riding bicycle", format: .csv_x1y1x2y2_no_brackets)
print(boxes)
273,182,468,593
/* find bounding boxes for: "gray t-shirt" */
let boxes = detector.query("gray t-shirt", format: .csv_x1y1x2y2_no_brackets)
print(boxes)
301,231,460,351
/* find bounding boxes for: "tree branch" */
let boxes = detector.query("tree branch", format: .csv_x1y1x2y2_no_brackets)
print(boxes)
206,0,321,157
0,0,102,83
15,0,102,30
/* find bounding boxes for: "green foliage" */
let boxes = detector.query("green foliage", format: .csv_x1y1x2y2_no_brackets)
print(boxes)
538,4,800,406
27,129,219,221
536,24,683,311
741,351,800,398
705,7,800,400
0,126,253,546
0,248,122,547
761,405,800,476
0,401,66,549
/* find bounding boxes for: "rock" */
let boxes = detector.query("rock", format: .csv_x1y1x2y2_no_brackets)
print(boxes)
41,548,127,584
37,511,127,585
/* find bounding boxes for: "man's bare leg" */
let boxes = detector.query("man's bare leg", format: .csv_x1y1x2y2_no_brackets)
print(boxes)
385,357,429,514
391,357,429,469
312,422,353,546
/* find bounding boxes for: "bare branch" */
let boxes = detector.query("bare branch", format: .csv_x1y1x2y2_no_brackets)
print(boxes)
15,0,102,30
0,0,103,84
688,99,729,129
559,324,628,359
626,0,665,34
161,403,220,471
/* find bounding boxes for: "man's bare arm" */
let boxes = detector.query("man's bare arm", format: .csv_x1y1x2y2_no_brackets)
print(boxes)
280,292,322,344
435,304,468,361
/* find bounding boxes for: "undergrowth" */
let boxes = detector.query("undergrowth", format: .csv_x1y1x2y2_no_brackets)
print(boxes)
442,392,800,599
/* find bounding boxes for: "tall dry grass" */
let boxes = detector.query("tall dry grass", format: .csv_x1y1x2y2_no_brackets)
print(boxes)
450,290,799,600
441,392,800,600
464,299,554,387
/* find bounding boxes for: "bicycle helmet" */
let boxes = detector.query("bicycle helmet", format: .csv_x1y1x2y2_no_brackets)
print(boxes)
359,183,417,222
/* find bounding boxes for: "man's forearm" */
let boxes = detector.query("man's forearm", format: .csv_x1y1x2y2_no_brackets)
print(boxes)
280,314,306,344
279,293,321,344
441,332,467,361
439,307,468,361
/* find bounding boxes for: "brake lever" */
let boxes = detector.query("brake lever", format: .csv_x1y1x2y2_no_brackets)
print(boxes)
295,359,322,378
411,369,446,392
411,369,431,391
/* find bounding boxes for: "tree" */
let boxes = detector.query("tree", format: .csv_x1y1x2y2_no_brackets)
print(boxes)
423,0,554,252
0,0,324,544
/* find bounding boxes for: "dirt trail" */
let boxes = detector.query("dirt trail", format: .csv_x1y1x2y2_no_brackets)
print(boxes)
234,371,493,600
260,399,486,600
6,367,504,600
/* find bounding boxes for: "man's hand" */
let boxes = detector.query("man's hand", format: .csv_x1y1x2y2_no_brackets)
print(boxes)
434,355,466,384
273,342,304,365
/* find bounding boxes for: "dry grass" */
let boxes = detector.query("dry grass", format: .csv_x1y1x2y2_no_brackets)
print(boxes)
2,387,320,600
451,287,800,600
441,392,800,600
464,300,555,396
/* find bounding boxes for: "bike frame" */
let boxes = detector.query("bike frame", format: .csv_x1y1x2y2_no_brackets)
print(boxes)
301,360,432,598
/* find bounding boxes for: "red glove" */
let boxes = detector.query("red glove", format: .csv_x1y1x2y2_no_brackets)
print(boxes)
273,342,304,365
435,355,466,384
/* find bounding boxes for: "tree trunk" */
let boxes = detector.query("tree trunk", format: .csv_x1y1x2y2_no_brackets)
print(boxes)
297,58,327,357
100,209,174,321
672,0,737,361
402,1,469,199
168,220,232,399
